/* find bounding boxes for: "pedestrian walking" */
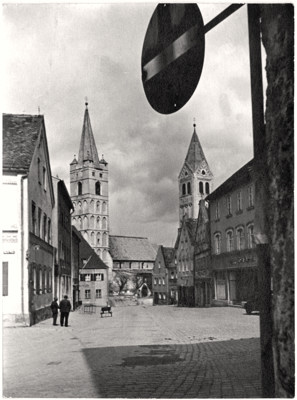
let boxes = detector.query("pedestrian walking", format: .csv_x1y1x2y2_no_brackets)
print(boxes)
59,295,72,327
50,297,59,326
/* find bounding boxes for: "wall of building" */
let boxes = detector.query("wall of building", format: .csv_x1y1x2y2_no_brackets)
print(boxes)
260,5,294,397
79,269,108,306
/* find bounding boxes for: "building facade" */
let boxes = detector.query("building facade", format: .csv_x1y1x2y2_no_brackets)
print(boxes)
206,159,258,305
2,114,55,325
109,235,157,295
153,246,176,305
194,199,212,307
52,178,73,304
178,123,213,224
74,226,108,306
71,227,81,310
70,103,109,265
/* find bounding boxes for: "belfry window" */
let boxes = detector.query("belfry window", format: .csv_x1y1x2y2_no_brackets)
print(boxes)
199,182,204,194
205,182,210,194
182,184,186,196
95,181,101,195
78,182,82,195
187,182,191,195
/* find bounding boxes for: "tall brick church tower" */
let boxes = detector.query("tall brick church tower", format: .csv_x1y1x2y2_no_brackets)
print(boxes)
178,123,213,224
70,102,109,262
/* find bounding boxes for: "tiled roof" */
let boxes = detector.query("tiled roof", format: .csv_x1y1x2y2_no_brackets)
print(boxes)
184,126,206,173
206,159,254,201
72,226,107,270
109,235,157,261
78,105,101,167
162,247,175,266
185,218,198,245
3,113,43,173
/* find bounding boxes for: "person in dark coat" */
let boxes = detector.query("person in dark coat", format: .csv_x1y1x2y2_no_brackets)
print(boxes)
59,295,72,327
50,298,59,326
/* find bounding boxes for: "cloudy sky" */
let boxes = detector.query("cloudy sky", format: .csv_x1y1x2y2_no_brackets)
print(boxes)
3,2,255,246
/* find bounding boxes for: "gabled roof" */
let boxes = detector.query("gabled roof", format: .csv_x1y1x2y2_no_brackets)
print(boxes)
109,235,157,261
72,226,108,270
185,218,198,246
3,113,43,173
3,113,55,206
78,104,101,167
162,246,175,267
206,159,254,201
183,125,207,173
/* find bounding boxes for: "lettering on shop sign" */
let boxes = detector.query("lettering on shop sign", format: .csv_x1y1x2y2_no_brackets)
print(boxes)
230,256,256,265
3,250,15,254
2,233,18,243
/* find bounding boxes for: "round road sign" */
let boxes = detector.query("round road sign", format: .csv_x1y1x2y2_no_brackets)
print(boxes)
141,3,205,114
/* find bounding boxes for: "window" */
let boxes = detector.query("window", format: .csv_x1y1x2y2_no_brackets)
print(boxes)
43,167,46,190
237,190,242,212
158,262,161,269
158,278,161,285
226,195,232,215
33,267,37,293
154,278,157,285
187,182,191,195
96,289,102,298
43,214,47,240
236,227,245,250
199,182,204,194
170,271,175,280
159,293,162,299
215,201,220,220
182,183,186,196
96,274,104,281
95,181,101,195
44,269,47,293
39,267,43,294
38,208,42,237
96,201,100,212
32,202,36,234
85,274,91,282
92,172,95,177
85,290,91,299
48,219,51,244
226,230,234,252
162,277,165,285
2,262,8,296
37,158,41,183
205,182,210,194
248,185,254,208
247,224,255,249
78,182,82,195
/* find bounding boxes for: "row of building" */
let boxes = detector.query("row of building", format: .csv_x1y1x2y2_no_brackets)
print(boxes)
152,126,257,309
2,105,256,325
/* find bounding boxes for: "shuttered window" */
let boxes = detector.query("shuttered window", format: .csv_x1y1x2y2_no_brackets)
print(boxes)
3,262,8,296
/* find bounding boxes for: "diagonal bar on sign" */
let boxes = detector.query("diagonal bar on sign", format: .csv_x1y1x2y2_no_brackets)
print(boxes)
143,24,199,82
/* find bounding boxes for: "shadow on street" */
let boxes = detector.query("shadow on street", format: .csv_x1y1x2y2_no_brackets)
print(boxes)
82,337,261,398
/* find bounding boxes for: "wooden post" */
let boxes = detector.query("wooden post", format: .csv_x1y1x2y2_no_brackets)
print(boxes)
247,5,275,397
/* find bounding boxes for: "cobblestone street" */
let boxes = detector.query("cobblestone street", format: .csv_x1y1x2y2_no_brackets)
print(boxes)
3,305,261,398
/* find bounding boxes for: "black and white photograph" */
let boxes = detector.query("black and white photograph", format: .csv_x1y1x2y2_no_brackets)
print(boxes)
2,2,294,398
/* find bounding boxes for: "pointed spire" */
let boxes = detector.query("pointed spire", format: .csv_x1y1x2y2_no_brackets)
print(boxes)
78,102,100,166
184,122,206,172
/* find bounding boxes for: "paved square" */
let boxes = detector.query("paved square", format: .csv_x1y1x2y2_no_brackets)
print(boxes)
3,305,261,398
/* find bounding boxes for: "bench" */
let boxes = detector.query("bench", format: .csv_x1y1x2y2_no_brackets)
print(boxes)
101,306,112,317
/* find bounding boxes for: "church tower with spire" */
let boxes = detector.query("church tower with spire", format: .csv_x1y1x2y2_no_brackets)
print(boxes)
70,102,109,262
178,123,213,225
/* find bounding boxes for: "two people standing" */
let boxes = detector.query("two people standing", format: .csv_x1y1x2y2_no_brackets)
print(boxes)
50,295,72,327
